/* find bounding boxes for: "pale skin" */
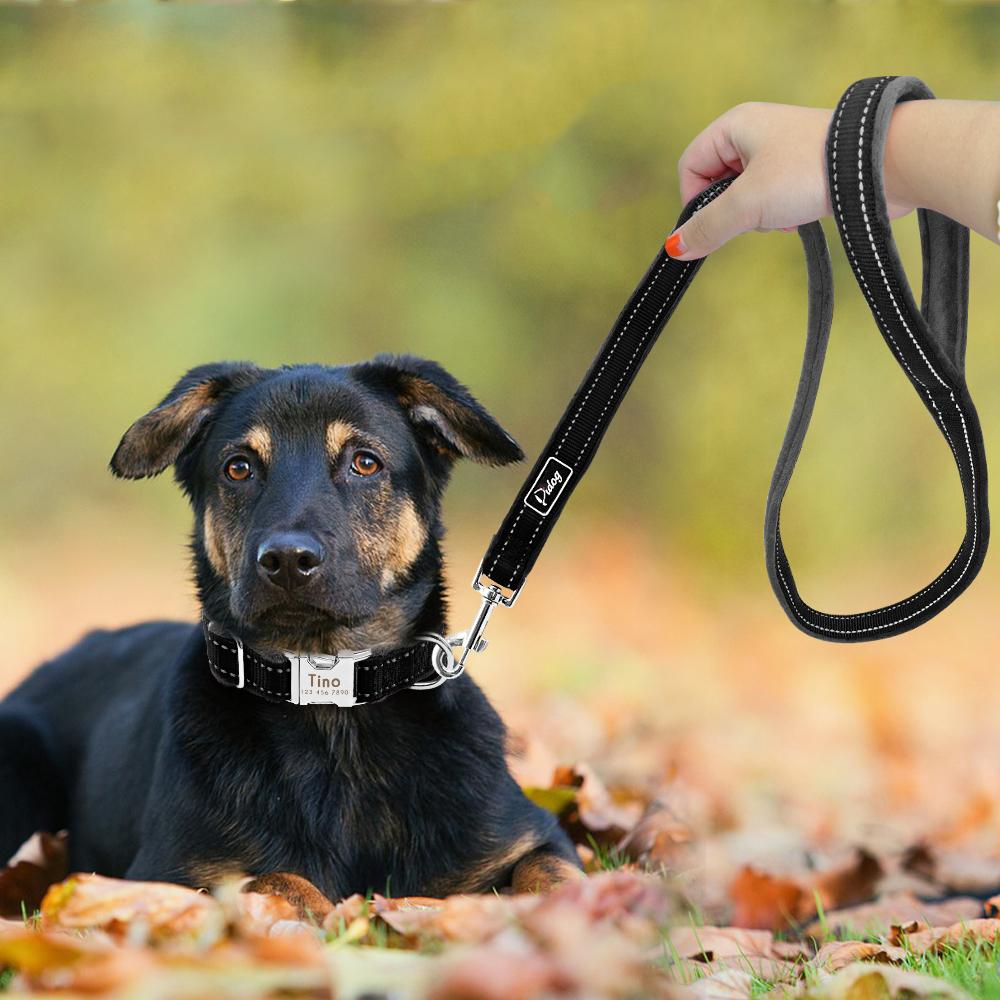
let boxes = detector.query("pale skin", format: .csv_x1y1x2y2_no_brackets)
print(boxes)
665,99,1000,260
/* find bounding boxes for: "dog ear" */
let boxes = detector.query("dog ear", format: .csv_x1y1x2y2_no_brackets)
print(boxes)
356,354,524,467
110,362,263,479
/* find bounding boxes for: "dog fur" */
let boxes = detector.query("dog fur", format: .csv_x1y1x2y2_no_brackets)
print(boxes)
0,356,580,906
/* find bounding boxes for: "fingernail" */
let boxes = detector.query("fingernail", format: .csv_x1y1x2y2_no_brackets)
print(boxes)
664,231,685,258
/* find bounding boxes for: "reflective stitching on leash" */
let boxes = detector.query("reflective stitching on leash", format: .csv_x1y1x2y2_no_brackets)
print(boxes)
776,77,979,636
488,184,726,583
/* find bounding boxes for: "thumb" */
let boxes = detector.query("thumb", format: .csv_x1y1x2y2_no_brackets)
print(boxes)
664,181,753,261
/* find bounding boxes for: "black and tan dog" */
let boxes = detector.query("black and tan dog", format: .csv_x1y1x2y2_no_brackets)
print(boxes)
0,356,580,914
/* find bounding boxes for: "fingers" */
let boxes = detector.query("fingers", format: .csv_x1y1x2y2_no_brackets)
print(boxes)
677,116,745,204
665,179,755,261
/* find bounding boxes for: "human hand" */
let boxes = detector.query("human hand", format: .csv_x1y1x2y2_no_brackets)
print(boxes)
664,102,916,261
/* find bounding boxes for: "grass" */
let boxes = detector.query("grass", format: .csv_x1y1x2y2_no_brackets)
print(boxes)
895,938,1000,1000
660,905,1000,1000
585,835,630,872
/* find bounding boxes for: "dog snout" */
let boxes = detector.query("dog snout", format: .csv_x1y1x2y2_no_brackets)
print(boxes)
256,532,325,591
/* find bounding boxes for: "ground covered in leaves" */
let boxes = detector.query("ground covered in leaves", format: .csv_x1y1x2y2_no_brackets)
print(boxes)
8,535,1000,997
5,750,1000,999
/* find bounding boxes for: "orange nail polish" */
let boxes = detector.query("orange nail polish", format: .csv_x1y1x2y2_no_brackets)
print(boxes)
664,232,684,258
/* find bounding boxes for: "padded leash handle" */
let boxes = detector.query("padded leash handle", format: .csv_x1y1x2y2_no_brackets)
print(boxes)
767,75,989,640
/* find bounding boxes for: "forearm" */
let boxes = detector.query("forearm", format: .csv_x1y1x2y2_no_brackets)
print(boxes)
884,99,1000,243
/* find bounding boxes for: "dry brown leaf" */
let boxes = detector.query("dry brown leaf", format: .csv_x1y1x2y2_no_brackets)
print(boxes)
809,892,983,940
665,925,779,961
729,849,883,931
903,842,1000,895
376,893,509,943
0,925,157,993
813,940,906,972
729,866,805,931
813,848,883,913
0,831,68,918
676,968,756,1000
40,873,222,942
894,917,1000,955
551,762,643,846
668,954,801,983
528,869,676,931
428,946,565,1000
798,962,969,999
618,798,692,865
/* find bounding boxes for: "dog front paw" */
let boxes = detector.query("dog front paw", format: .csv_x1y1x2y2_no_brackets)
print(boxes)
511,849,585,894
242,871,335,922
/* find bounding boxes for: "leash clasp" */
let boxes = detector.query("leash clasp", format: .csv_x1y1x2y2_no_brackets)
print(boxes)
455,563,521,670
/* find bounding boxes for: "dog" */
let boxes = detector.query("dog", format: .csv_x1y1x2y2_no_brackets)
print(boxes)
0,356,580,914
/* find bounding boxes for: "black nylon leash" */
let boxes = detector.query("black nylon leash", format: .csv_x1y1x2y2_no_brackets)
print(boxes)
209,75,990,707
767,75,988,640
468,73,988,652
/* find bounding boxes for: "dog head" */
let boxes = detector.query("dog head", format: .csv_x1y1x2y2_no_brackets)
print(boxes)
110,356,522,652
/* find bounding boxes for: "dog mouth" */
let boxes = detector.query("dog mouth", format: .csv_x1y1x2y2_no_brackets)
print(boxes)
234,600,375,650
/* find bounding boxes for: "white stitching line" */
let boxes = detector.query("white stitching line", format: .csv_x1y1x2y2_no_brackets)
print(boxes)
488,183,727,581
209,634,420,701
508,267,693,579
777,79,963,633
777,78,980,635
552,260,670,458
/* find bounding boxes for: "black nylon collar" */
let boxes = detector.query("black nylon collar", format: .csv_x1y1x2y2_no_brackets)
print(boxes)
203,621,452,707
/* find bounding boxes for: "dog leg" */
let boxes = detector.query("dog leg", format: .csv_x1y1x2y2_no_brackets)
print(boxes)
0,706,67,863
510,847,585,894
242,872,335,923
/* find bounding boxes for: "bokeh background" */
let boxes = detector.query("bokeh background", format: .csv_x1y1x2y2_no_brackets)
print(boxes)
2,3,999,860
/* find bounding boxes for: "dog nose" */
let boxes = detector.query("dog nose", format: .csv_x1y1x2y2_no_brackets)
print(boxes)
256,532,325,590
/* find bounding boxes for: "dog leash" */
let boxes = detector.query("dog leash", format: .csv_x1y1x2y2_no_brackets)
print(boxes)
207,75,988,707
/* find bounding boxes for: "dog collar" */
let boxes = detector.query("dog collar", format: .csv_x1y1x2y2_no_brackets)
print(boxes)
203,621,464,707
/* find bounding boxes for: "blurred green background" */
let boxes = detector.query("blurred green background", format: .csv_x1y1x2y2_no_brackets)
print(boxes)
1,1,998,676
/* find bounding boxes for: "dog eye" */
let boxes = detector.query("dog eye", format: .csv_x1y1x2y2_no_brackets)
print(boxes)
350,451,382,478
223,456,254,482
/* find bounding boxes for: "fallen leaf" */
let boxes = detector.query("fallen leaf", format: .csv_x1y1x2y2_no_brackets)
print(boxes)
730,849,884,931
667,954,801,983
618,798,692,865
521,785,578,815
797,962,970,999
530,869,676,928
0,831,68,918
895,917,1000,955
428,945,566,1000
813,848,883,913
676,968,755,1000
902,842,1000,895
40,873,222,943
550,763,643,846
729,866,805,931
665,925,781,961
813,940,905,972
808,892,983,939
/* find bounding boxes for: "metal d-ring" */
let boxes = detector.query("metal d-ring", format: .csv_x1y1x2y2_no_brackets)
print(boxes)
409,633,465,690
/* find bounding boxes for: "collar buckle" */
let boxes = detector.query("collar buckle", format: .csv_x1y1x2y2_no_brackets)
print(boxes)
288,649,371,707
